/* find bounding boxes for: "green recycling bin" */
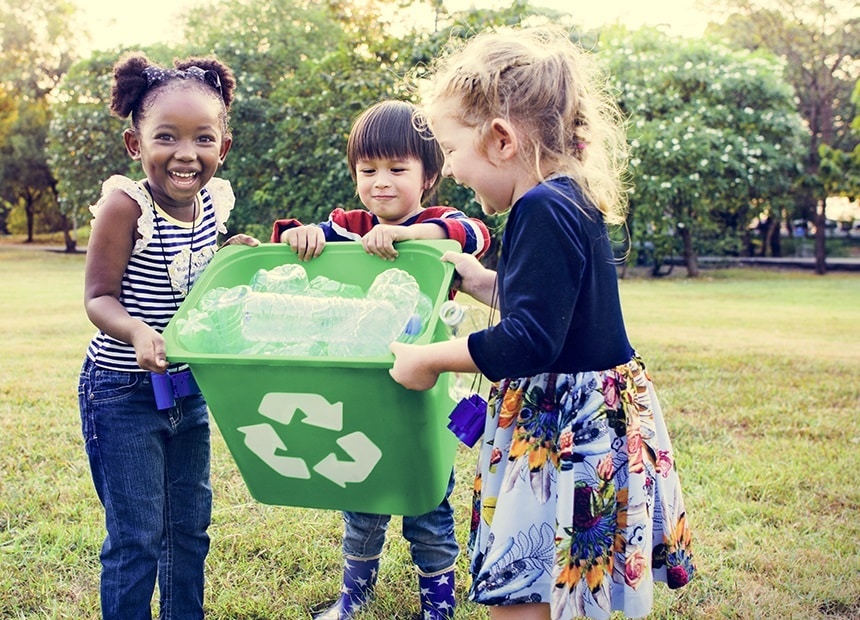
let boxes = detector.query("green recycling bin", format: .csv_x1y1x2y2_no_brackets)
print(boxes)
162,240,461,516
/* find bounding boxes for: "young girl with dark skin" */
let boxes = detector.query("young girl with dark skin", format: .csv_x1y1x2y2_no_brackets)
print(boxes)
79,52,258,620
390,27,696,620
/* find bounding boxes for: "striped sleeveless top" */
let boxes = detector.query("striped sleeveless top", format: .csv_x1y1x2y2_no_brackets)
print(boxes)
85,175,235,372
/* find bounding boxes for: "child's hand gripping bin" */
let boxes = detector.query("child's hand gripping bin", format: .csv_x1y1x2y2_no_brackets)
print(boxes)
161,240,461,516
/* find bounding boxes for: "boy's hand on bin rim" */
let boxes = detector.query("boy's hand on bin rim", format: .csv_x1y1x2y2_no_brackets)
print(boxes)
281,225,326,261
361,225,401,261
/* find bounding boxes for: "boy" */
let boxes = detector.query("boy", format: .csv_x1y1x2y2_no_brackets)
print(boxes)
272,100,489,620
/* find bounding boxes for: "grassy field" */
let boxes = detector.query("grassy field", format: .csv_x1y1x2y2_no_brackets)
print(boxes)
1,246,858,619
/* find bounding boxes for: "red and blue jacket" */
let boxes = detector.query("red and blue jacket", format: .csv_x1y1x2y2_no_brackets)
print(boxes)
271,206,490,258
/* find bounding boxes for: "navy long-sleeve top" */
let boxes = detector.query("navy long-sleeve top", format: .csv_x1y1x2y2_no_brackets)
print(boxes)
468,177,634,382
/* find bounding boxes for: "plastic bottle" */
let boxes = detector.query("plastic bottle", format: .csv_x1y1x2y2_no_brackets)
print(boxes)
361,268,421,352
396,293,434,343
367,269,420,326
183,267,423,358
439,299,487,339
175,308,215,353
439,301,486,397
250,264,309,294
241,291,356,345
177,285,250,353
306,275,365,299
398,314,424,343
240,290,413,357
206,285,252,353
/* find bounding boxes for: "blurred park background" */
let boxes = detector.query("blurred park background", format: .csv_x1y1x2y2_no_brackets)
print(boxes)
2,1,860,618
0,0,858,276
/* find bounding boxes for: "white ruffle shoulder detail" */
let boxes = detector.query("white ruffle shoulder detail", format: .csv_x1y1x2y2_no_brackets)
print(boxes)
89,176,236,255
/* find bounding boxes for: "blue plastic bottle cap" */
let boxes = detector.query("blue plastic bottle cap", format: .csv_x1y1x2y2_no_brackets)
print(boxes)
404,313,423,336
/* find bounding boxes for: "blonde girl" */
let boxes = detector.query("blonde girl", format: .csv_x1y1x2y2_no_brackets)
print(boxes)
390,26,695,620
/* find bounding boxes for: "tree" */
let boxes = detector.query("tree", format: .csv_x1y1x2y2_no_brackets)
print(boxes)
181,0,403,238
819,79,860,202
603,27,806,276
46,49,140,249
708,0,860,274
181,0,539,240
0,0,80,247
0,99,57,242
0,83,17,233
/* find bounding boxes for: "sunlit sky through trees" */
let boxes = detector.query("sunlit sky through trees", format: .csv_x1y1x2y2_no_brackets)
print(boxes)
72,0,711,54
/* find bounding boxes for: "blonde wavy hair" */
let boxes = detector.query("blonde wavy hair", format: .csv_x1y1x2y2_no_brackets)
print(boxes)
418,26,629,224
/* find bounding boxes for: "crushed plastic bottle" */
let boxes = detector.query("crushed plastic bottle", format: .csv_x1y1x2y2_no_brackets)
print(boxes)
396,293,434,343
368,269,420,323
179,265,424,358
250,264,309,294
206,285,252,353
175,308,214,353
306,275,365,299
177,285,251,353
240,268,420,357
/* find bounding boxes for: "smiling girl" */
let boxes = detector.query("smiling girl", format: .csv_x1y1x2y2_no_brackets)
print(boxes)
79,51,257,620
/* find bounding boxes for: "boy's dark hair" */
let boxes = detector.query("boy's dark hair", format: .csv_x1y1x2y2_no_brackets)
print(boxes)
347,100,444,200
110,51,236,135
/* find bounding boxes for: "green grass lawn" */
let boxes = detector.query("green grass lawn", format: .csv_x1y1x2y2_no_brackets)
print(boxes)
1,247,858,619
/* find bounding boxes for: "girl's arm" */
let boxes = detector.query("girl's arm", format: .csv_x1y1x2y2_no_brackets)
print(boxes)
221,233,260,247
389,337,478,391
441,251,497,307
84,191,168,373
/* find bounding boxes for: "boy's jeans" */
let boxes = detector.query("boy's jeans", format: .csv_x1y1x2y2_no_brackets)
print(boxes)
78,358,212,620
342,470,458,574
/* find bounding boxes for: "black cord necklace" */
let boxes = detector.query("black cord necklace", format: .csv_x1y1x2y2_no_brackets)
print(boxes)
148,185,197,310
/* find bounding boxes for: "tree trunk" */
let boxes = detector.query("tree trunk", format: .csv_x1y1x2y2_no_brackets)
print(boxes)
25,194,35,243
741,227,753,257
767,218,781,257
814,198,827,275
679,225,699,277
62,220,77,252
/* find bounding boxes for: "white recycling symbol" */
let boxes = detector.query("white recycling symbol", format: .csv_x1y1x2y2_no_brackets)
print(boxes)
237,392,382,488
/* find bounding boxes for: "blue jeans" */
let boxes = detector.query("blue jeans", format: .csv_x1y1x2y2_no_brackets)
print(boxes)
342,470,458,574
78,358,212,620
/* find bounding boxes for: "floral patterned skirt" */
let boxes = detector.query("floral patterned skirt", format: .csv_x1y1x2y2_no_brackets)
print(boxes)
467,356,695,620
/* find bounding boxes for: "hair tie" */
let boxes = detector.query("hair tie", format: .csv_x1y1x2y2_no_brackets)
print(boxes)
141,65,223,100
